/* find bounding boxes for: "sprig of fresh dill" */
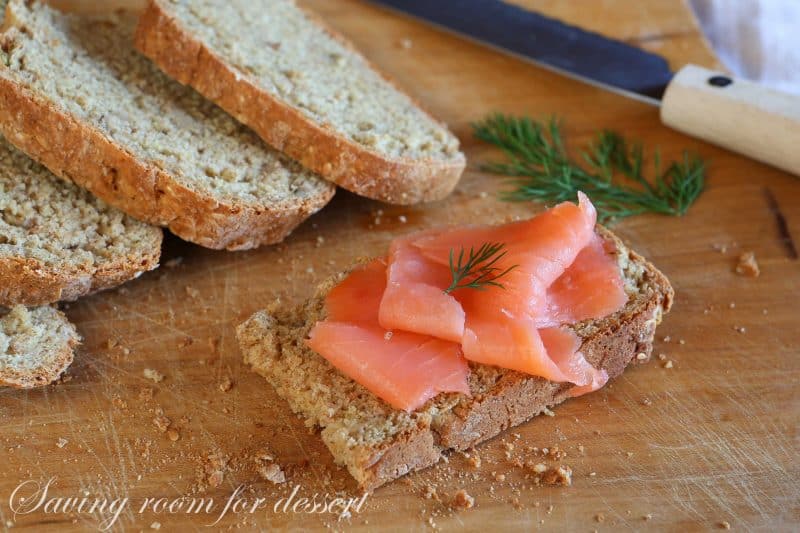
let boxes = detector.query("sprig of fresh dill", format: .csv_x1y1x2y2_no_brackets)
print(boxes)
473,114,706,223
445,242,518,294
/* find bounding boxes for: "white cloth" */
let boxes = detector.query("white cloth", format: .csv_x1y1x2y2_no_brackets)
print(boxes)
691,0,800,95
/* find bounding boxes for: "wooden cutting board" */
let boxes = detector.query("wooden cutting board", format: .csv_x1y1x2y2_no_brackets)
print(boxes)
1,1,798,531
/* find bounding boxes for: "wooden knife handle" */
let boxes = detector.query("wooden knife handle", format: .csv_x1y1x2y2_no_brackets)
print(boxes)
661,64,800,177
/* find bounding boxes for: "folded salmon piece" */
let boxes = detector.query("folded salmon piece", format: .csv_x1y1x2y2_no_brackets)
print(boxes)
307,259,469,412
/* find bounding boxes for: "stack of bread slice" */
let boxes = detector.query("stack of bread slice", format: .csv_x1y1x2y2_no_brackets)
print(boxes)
0,0,463,381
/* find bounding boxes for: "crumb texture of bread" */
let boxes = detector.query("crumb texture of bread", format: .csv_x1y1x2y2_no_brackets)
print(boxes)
237,229,674,490
0,1,334,249
0,137,163,306
135,0,466,204
0,305,79,388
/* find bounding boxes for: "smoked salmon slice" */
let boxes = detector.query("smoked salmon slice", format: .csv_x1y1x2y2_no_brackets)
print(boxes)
307,259,470,412
379,234,465,343
546,234,628,326
309,194,628,411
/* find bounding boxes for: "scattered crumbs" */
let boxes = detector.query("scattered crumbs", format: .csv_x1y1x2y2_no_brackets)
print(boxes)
259,463,286,485
679,339,686,345
167,429,180,442
107,338,119,349
589,472,597,477
143,368,164,383
452,489,474,510
542,407,555,417
762,308,769,315
185,286,200,299
729,301,736,309
735,251,760,277
644,514,653,521
626,451,634,458
478,191,488,199
201,451,229,489
719,520,731,530
657,353,667,361
466,451,481,469
595,513,606,523
711,243,729,254
525,462,572,486
56,437,68,449
663,335,671,343
153,415,171,433
150,522,161,530
423,485,438,500
641,397,652,406
735,326,746,334
399,38,413,49
636,352,647,361
398,215,408,224
546,504,554,515
315,235,325,247
493,472,505,482
384,331,393,341
577,445,585,454
164,257,183,268
306,267,315,274
663,360,674,369
219,377,233,393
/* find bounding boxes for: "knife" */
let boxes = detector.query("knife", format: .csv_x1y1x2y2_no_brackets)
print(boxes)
368,0,800,177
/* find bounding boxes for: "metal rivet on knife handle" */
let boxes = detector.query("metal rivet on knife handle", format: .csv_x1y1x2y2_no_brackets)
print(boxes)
708,75,733,88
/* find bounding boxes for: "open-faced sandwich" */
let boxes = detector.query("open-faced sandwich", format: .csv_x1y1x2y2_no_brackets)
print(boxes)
238,193,673,490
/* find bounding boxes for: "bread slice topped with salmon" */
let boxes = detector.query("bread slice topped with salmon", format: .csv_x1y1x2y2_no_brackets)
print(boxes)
135,0,466,204
237,194,673,490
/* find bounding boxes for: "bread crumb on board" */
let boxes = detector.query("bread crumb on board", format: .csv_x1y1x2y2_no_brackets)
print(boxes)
452,489,475,509
219,377,233,392
718,520,731,529
153,415,171,433
259,463,286,484
735,251,760,277
525,462,573,486
143,368,164,383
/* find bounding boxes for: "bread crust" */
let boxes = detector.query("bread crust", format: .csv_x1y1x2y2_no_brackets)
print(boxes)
0,76,335,251
0,236,162,307
0,307,78,389
135,0,466,205
238,230,674,491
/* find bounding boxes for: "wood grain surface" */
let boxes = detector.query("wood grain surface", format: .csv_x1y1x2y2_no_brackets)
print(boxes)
1,1,798,531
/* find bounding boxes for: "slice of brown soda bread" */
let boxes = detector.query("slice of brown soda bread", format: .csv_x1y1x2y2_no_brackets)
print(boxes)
237,228,673,490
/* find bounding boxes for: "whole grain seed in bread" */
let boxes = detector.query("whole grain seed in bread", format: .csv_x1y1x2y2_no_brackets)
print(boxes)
0,305,79,388
135,0,466,204
0,0,335,250
0,137,162,307
237,228,673,490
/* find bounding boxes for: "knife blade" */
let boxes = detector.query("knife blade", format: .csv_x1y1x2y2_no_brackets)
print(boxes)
368,0,800,176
